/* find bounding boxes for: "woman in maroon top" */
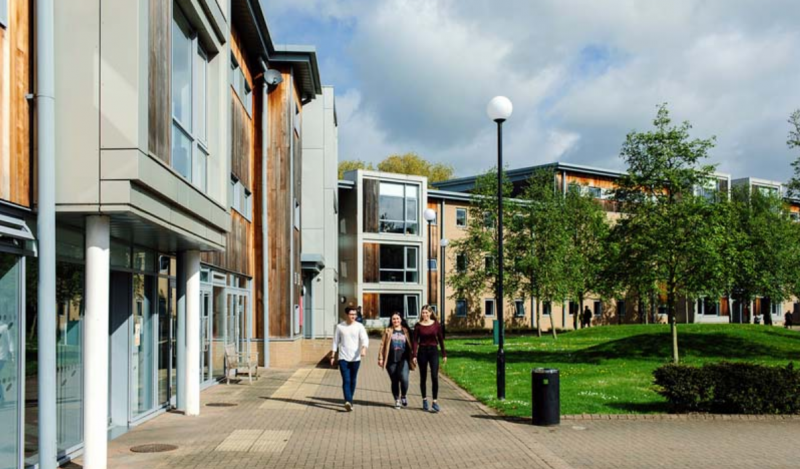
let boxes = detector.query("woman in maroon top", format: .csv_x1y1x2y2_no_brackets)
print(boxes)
412,305,446,413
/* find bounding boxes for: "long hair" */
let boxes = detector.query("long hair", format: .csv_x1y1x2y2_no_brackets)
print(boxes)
421,304,437,322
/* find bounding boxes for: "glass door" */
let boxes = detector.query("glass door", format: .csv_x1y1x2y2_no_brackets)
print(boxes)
200,289,213,383
0,253,21,469
157,277,171,405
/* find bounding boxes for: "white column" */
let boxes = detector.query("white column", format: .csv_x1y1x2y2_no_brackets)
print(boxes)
84,216,110,469
184,250,201,416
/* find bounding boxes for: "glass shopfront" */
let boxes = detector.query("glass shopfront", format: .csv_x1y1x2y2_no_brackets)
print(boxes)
203,269,251,384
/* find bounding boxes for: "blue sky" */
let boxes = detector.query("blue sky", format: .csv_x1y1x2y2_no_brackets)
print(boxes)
265,0,800,182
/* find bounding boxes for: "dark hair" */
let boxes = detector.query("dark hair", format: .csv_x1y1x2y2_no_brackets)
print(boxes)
345,306,358,314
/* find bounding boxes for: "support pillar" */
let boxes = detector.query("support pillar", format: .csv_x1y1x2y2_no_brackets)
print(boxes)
176,252,187,411
84,216,110,469
183,250,201,415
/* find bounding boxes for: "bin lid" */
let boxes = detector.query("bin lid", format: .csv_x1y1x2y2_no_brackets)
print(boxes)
532,368,558,374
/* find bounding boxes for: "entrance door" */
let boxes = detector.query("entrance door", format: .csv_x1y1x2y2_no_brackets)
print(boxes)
157,277,173,405
200,288,213,383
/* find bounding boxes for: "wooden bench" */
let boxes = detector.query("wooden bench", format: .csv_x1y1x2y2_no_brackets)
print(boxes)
224,343,259,384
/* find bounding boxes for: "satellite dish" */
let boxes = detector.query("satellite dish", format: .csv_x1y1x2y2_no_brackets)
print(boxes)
264,69,283,86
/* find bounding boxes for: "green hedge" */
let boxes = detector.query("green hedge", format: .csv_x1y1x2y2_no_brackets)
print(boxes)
653,362,800,414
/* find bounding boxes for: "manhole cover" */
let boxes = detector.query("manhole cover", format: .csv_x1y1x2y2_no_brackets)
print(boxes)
206,402,238,407
130,444,178,453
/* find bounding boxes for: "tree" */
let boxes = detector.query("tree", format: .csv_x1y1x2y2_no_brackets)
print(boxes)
563,185,610,329
377,153,454,186
612,104,728,363
729,185,799,325
338,159,374,179
448,169,516,329
786,110,800,197
507,170,572,338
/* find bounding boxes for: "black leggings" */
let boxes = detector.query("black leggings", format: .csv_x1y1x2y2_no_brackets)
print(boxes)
386,360,409,400
417,346,440,400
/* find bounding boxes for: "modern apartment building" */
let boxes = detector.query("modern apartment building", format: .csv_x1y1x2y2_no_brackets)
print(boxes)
338,171,430,325
340,163,794,333
0,1,334,468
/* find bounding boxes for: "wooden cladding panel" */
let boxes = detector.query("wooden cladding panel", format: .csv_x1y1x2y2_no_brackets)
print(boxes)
253,78,265,339
363,243,379,283
200,212,251,276
363,178,379,232
430,271,439,305
0,0,32,207
267,66,292,338
231,95,252,188
566,174,617,190
148,0,170,164
362,293,379,319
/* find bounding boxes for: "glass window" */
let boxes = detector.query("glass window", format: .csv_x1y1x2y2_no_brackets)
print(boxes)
515,300,525,317
0,0,7,29
543,301,552,316
110,240,131,269
132,274,155,416
243,189,252,219
171,12,192,131
484,256,494,273
379,245,418,283
379,293,404,318
455,299,467,317
587,186,602,198
378,182,419,235
133,247,155,272
171,4,210,193
0,253,20,468
594,300,603,316
56,261,84,451
231,178,241,212
456,208,467,227
617,299,626,317
484,211,494,229
406,295,419,318
484,299,495,317
456,253,467,273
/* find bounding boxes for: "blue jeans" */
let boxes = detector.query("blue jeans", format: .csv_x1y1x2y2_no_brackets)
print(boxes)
338,360,361,403
386,360,409,400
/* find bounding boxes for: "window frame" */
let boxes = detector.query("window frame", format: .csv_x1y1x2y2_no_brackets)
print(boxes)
455,299,467,318
456,208,467,228
378,182,420,235
514,299,525,318
378,245,419,284
484,298,496,317
171,4,210,193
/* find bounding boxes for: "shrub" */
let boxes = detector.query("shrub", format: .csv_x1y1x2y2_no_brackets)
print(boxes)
654,362,800,414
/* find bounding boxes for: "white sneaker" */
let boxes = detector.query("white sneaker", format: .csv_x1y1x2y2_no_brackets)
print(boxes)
344,402,352,412
395,400,401,409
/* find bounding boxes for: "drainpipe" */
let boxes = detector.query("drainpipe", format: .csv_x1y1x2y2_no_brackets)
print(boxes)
36,0,58,467
262,74,270,367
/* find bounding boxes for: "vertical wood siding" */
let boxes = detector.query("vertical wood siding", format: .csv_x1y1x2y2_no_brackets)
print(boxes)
362,293,379,319
230,94,252,188
362,178,379,232
148,0,170,163
0,0,31,207
363,243,379,283
267,66,292,338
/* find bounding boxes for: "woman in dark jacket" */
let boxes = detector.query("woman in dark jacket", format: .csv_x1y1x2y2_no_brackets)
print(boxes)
413,305,446,413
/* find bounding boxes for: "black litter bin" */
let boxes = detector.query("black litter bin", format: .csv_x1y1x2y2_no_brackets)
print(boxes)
531,368,560,426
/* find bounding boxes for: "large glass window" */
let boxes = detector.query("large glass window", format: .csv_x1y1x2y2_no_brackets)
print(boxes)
456,208,467,227
379,245,418,283
132,274,155,417
378,182,419,235
55,261,84,452
171,5,209,192
515,299,525,317
0,253,21,469
378,293,420,318
455,299,467,317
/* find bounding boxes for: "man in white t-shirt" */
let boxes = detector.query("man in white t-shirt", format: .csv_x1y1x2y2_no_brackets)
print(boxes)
331,306,369,411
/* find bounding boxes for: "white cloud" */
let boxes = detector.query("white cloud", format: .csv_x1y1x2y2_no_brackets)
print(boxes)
271,0,800,181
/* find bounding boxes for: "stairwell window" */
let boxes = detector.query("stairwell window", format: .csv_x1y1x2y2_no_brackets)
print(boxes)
0,0,7,28
172,4,209,193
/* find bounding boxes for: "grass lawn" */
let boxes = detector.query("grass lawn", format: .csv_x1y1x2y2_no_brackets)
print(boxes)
442,324,800,416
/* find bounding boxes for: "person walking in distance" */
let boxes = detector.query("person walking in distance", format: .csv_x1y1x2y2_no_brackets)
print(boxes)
413,306,446,413
378,313,415,409
331,306,369,411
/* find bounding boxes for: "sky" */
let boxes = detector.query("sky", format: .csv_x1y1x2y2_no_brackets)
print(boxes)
265,0,800,181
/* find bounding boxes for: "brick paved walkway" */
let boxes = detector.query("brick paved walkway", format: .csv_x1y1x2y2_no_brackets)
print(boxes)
68,339,800,468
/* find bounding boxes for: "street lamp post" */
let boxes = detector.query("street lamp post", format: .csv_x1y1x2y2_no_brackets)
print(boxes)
487,96,513,401
424,208,437,310
440,238,449,335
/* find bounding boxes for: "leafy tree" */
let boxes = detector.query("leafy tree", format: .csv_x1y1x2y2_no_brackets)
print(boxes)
786,110,800,197
563,185,610,329
729,185,799,325
448,169,516,329
338,159,375,179
507,170,572,338
377,152,454,186
611,104,727,363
